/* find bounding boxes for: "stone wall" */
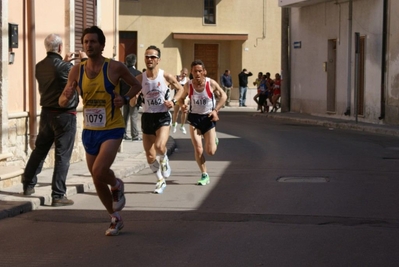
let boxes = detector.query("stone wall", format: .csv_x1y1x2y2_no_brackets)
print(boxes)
4,111,86,169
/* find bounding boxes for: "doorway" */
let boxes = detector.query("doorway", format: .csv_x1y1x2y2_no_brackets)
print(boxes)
119,31,138,65
194,44,219,81
327,39,337,113
357,36,365,116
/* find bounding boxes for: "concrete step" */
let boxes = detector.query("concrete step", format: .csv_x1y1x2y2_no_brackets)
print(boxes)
0,166,24,190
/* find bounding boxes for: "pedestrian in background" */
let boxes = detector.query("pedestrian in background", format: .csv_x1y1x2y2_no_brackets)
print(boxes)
120,53,142,141
171,68,189,134
59,26,142,236
220,69,233,107
180,60,227,186
253,72,263,110
257,74,270,113
22,34,86,207
271,73,282,112
238,68,253,107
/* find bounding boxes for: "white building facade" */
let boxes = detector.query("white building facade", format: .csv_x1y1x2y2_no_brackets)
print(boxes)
279,0,399,125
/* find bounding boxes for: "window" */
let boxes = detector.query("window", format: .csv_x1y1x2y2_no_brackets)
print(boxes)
204,0,216,24
75,0,97,53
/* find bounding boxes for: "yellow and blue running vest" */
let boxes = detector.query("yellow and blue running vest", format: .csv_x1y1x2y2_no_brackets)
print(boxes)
78,58,124,130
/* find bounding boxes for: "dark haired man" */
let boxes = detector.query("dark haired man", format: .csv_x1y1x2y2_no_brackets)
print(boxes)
120,53,142,141
179,60,227,185
238,68,253,107
59,26,142,236
220,69,233,107
134,45,184,194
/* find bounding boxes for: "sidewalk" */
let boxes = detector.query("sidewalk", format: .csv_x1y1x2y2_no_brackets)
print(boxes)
0,136,176,220
1,109,399,220
259,111,399,137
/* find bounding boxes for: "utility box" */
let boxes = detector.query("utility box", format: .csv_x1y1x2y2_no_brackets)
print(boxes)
9,23,18,48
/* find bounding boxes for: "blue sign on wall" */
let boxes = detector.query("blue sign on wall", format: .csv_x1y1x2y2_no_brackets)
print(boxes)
293,41,301,49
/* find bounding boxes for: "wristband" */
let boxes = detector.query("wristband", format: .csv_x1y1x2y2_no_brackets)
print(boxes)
171,99,177,105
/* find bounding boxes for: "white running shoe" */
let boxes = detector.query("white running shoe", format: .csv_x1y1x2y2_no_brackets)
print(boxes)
154,179,166,194
172,123,177,133
105,216,124,236
180,125,187,134
160,156,171,178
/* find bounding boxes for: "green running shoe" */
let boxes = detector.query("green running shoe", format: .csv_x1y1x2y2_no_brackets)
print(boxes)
197,173,210,186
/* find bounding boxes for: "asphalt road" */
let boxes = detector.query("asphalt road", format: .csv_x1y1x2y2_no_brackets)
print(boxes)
1,111,399,267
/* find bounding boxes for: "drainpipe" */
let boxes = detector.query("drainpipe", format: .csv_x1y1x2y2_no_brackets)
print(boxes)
344,0,352,116
281,7,290,112
254,0,266,47
379,0,388,120
27,0,36,150
113,0,118,59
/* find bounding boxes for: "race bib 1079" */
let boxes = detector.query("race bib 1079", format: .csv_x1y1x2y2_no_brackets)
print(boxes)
84,108,106,127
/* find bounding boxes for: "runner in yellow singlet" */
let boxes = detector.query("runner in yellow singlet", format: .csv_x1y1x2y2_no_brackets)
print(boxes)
59,26,142,236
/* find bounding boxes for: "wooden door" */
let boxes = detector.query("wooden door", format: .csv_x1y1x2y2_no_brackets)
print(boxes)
119,31,138,64
194,44,219,81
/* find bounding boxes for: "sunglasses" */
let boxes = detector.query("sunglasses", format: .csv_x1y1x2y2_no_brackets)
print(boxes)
145,55,159,59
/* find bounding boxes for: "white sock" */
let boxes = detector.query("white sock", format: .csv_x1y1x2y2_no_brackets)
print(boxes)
156,169,163,180
149,160,160,173
111,212,121,220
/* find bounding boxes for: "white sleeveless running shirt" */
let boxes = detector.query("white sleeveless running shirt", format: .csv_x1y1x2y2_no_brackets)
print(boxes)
142,69,169,113
188,77,215,115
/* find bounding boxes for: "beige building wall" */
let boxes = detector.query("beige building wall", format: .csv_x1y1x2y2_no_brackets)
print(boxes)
286,0,386,123
119,0,282,90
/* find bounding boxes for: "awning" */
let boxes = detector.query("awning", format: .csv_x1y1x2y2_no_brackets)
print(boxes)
278,0,330,8
172,33,248,41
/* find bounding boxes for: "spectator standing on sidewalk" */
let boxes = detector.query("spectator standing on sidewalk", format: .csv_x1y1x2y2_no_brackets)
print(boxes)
271,73,282,112
171,68,189,134
238,68,253,107
253,72,263,110
220,69,233,107
135,45,184,194
59,26,142,236
180,60,227,185
22,34,86,207
257,74,270,113
120,53,142,141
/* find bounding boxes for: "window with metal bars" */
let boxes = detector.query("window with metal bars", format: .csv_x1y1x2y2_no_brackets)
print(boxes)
75,0,97,53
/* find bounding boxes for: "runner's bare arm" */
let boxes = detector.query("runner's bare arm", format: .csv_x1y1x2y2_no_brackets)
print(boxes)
164,72,184,109
59,65,80,107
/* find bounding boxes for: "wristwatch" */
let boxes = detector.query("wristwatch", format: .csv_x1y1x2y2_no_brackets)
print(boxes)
123,95,130,105
171,99,177,105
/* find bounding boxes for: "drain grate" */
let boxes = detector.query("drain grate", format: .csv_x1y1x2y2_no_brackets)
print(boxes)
277,176,329,183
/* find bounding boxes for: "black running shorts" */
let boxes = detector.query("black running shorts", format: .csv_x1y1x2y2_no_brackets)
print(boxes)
141,112,171,135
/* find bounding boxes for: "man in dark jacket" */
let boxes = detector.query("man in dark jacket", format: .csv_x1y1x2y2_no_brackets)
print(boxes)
220,69,233,107
120,54,142,141
238,68,253,107
22,33,86,206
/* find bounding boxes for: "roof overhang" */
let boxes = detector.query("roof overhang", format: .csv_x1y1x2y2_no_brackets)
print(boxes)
173,33,248,41
278,0,330,8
